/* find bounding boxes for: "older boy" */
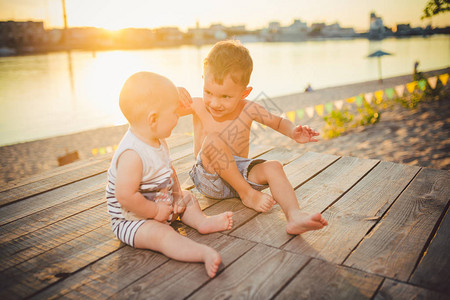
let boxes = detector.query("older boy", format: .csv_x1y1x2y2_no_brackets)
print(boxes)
178,41,328,235
106,71,233,278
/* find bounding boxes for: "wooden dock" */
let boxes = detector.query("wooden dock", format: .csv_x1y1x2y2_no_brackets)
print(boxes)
0,135,449,300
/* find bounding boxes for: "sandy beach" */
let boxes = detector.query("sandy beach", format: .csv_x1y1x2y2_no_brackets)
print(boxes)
0,68,448,184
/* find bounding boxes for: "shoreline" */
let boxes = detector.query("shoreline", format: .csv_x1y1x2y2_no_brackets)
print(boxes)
0,68,448,184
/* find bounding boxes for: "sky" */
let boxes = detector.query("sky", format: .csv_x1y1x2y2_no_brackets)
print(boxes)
0,0,449,31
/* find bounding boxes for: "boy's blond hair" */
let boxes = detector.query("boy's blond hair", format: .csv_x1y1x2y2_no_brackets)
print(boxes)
119,72,177,125
203,40,253,87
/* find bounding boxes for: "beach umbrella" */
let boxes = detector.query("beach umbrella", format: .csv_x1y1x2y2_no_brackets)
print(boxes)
368,50,392,83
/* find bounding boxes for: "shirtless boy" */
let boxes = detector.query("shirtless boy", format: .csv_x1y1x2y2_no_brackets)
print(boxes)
106,71,233,277
178,40,328,235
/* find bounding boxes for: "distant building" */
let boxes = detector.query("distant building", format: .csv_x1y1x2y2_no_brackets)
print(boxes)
322,23,356,38
310,23,326,36
0,21,46,48
369,12,385,39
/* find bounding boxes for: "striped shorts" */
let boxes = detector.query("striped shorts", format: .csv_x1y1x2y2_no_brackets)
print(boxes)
110,217,146,247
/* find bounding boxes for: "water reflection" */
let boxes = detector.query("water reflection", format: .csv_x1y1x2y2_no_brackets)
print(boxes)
0,36,448,146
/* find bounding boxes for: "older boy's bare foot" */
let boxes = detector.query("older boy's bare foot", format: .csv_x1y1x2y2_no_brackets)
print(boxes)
203,247,221,278
197,212,233,234
241,189,276,212
286,212,328,235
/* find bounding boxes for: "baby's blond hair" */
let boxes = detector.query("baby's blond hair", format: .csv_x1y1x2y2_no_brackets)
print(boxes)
119,72,177,125
203,40,253,87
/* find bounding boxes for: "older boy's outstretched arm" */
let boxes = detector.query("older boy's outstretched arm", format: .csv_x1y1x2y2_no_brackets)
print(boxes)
250,102,319,143
115,150,173,222
177,87,194,116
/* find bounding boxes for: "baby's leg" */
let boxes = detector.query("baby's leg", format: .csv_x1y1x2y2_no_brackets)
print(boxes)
248,160,328,234
134,220,221,277
201,133,275,212
180,190,233,234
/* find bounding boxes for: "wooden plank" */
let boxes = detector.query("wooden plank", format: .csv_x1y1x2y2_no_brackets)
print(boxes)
188,244,309,300
274,258,383,300
0,225,122,300
0,159,110,207
0,189,105,244
374,279,450,300
231,153,358,246
0,156,110,193
29,246,169,300
284,161,421,264
255,147,304,165
0,204,109,272
0,173,107,226
112,235,256,300
410,205,450,294
344,168,450,281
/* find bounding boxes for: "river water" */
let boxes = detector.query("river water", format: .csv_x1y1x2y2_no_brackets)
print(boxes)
0,35,449,146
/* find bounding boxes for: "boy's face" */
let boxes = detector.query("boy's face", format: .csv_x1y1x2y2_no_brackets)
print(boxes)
203,69,250,120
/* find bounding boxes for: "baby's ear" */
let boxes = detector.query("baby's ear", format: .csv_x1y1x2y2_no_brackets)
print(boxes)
241,87,253,100
146,111,158,128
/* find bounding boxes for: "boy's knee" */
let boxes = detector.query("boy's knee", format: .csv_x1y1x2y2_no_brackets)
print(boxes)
263,160,284,174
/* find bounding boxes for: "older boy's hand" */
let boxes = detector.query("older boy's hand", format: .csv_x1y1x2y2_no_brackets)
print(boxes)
173,198,186,215
292,125,320,143
154,202,173,222
177,87,193,109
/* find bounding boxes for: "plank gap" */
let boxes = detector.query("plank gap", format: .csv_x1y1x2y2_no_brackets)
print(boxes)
408,201,450,283
269,257,314,300
341,167,422,265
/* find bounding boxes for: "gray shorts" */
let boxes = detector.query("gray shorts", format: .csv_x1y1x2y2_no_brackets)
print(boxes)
189,153,269,200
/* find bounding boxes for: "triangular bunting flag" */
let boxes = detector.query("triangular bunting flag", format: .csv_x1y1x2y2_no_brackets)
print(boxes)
418,79,426,91
375,90,384,103
280,112,287,118
355,95,364,107
346,97,355,103
325,102,334,114
427,76,438,89
306,106,315,118
315,104,324,116
395,85,405,97
439,73,448,86
334,100,344,110
385,88,395,99
92,148,98,156
406,81,417,94
364,92,373,104
286,111,296,123
296,109,305,120
251,122,259,130
106,146,113,153
99,147,106,155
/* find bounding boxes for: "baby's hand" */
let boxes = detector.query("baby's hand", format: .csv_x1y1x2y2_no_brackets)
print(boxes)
154,202,173,222
177,87,193,109
292,125,320,143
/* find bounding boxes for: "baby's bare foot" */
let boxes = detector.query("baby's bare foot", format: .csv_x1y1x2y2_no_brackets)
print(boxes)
241,189,276,212
203,247,221,278
197,211,233,234
286,212,328,235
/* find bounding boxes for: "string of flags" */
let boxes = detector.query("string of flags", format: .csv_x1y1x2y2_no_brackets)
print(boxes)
91,73,448,156
279,73,448,123
91,144,118,156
